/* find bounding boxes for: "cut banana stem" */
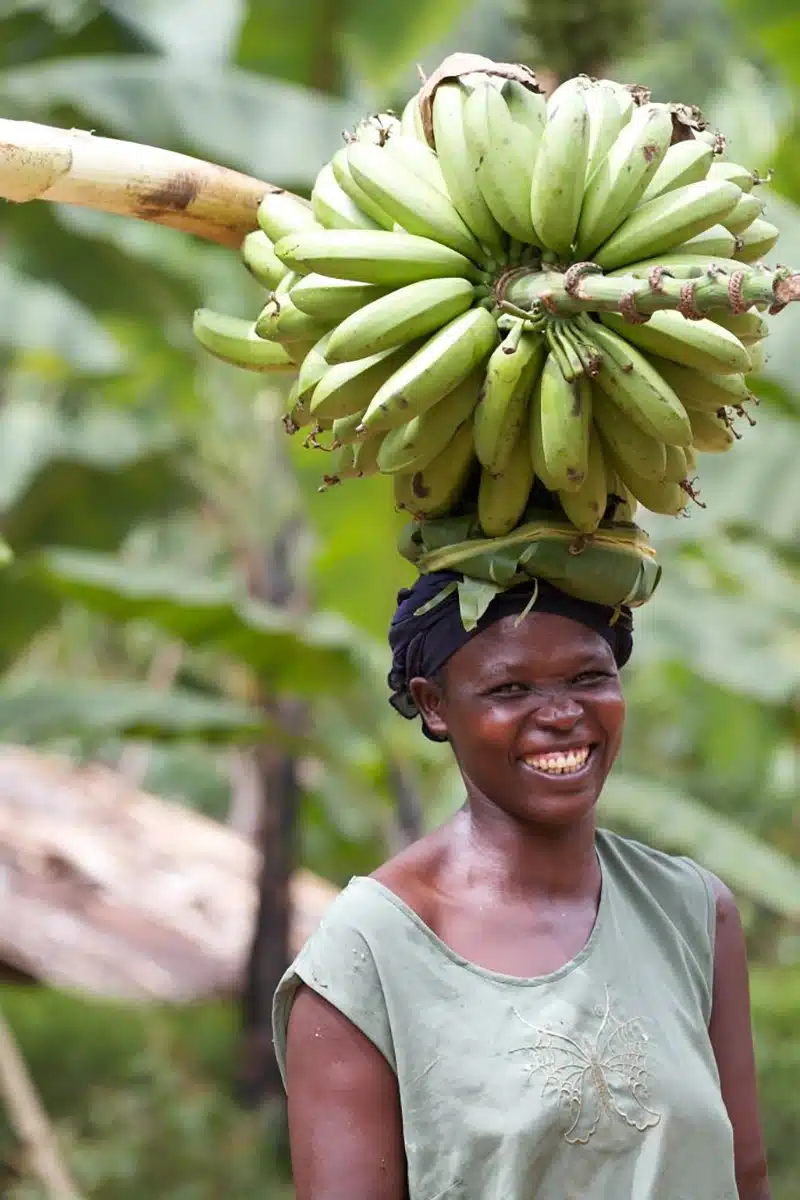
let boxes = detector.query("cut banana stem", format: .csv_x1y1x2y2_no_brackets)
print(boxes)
502,262,800,319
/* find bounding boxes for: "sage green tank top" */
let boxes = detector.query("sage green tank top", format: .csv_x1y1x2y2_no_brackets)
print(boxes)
273,830,738,1199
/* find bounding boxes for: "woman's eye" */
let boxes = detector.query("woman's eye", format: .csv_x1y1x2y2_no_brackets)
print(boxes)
492,682,528,695
573,671,610,685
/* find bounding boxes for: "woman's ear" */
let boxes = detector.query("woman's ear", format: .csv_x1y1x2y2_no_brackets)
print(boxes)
409,676,448,740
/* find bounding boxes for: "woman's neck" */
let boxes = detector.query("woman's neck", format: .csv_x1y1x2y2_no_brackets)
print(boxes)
440,798,601,903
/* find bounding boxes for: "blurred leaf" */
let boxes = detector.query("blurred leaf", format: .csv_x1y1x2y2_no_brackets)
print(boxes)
645,406,800,549
0,401,194,669
38,549,366,693
726,0,800,86
0,262,124,373
102,0,247,62
634,572,799,703
2,55,364,188
0,676,264,741
601,773,800,915
342,0,476,91
0,398,184,513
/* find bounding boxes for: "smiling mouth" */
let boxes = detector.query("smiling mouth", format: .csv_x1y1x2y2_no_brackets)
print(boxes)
522,745,594,776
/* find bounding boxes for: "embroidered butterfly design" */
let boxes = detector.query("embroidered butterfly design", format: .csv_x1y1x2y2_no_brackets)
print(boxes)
511,986,662,1145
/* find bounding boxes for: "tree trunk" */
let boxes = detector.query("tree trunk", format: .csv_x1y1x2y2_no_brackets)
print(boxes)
235,519,307,1108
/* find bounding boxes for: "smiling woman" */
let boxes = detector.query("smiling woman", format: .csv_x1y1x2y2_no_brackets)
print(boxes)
272,572,770,1200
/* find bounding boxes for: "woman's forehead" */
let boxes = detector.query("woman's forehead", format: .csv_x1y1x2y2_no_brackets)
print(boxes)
449,611,615,673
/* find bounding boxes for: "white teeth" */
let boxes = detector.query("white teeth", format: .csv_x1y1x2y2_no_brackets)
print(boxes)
525,746,591,775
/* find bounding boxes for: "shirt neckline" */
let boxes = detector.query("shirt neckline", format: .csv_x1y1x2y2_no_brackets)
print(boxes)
351,832,613,989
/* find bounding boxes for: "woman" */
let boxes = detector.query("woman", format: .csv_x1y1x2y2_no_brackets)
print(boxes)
272,572,770,1199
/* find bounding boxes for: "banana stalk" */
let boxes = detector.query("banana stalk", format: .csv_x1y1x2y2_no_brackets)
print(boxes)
501,263,800,318
0,117,276,248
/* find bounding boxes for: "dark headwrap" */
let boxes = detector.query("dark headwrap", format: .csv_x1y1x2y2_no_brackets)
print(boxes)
388,571,633,740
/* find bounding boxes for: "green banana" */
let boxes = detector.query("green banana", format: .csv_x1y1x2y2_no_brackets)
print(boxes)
672,224,738,258
393,420,476,518
430,82,506,256
593,387,667,481
241,231,288,290
318,444,358,487
273,229,482,285
687,407,736,452
359,307,499,433
377,370,483,474
296,330,334,402
599,310,752,376
746,339,767,373
283,380,310,433
663,443,689,483
538,352,592,491
706,308,769,345
346,142,484,262
641,353,754,412
611,459,689,515
505,78,548,143
530,77,591,254
289,274,389,321
331,410,368,446
580,317,692,446
473,327,546,474
605,470,638,523
255,294,330,344
325,277,475,363
592,179,742,270
400,94,425,141
722,191,764,235
311,162,380,231
462,81,541,245
310,342,418,420
529,373,560,491
597,79,637,122
558,432,608,534
585,80,628,180
331,148,395,230
352,433,384,477
478,432,535,536
576,102,674,257
257,190,322,243
707,161,757,192
193,309,296,373
382,133,450,195
733,218,779,263
638,139,715,205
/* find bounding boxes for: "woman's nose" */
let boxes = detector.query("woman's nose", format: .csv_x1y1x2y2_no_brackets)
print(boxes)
532,695,583,730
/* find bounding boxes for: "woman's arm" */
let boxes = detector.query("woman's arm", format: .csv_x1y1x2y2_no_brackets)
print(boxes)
707,875,771,1200
285,983,408,1200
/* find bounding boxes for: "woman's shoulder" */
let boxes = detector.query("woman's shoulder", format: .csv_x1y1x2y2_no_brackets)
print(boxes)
598,825,713,891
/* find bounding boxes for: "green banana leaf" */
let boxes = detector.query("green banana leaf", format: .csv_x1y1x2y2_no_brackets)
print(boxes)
399,511,661,625
600,771,800,917
0,677,265,742
36,549,367,695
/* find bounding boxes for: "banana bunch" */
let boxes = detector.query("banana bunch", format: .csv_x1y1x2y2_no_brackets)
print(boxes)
193,53,798,550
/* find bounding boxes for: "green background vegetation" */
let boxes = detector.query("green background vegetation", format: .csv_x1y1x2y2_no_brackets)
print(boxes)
0,0,798,1194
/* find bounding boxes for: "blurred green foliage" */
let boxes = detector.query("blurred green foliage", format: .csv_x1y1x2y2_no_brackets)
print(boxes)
0,0,798,1195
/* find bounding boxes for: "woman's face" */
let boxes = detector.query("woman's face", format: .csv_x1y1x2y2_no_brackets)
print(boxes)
410,611,625,829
